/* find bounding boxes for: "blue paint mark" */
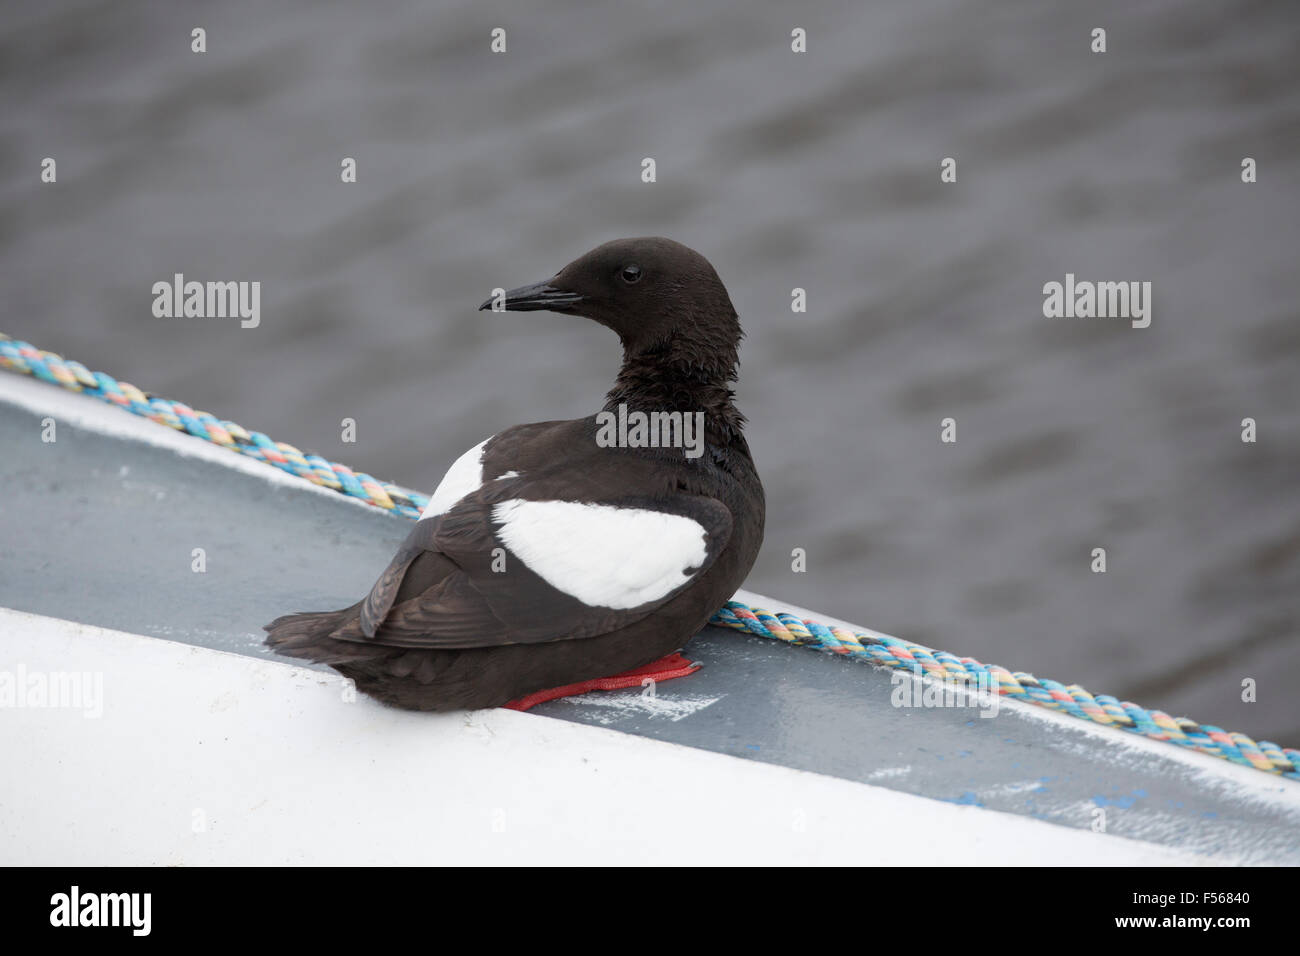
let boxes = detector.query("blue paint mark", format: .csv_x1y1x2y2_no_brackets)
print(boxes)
1092,794,1137,809
1034,785,1050,793
744,744,761,751
943,791,984,807
1091,787,1149,809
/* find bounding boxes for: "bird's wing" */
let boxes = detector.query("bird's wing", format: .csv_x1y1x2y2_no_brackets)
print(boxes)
357,518,441,637
343,473,732,649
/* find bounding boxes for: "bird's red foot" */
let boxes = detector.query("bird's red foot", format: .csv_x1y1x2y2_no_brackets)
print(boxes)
503,653,701,712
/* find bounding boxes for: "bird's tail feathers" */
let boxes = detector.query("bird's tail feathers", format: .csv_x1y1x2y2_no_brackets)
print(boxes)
263,604,375,664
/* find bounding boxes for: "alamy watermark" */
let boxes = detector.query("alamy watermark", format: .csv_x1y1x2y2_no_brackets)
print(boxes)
152,273,260,328
1042,273,1151,328
0,664,103,718
595,403,705,459
50,886,150,936
890,664,1000,718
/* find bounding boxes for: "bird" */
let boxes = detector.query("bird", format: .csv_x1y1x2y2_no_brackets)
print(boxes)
264,237,765,711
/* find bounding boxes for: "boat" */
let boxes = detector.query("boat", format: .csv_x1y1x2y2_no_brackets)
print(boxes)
2,349,1298,866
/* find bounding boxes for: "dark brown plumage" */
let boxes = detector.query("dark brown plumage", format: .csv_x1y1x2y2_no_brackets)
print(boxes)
264,237,765,710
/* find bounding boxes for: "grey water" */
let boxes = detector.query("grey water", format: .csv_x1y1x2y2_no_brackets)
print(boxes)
2,0,1297,744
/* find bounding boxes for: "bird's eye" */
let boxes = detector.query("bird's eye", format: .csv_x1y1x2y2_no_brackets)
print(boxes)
621,264,642,284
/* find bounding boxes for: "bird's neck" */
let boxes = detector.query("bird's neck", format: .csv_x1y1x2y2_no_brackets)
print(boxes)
604,338,747,447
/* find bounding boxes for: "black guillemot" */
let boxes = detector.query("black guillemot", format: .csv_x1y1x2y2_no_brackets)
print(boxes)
264,237,765,711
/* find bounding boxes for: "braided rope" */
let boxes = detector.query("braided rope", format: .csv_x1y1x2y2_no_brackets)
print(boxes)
4,333,1297,780
0,335,429,519
711,603,1300,780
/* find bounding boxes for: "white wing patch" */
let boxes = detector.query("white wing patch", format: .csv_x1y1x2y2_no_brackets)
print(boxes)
418,438,490,521
492,499,709,609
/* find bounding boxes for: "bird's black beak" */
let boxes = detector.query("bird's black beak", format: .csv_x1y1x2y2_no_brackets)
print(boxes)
479,280,585,313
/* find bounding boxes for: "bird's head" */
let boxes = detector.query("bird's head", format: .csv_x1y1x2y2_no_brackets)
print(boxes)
479,237,741,363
